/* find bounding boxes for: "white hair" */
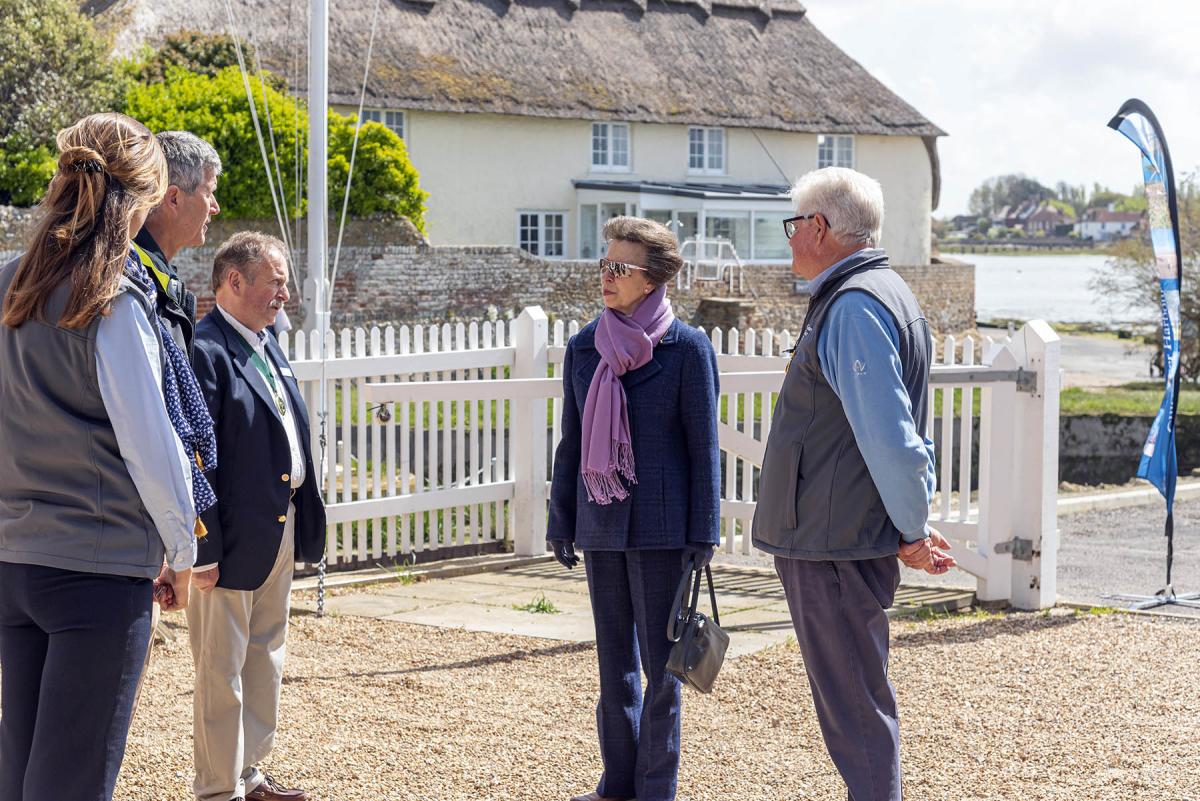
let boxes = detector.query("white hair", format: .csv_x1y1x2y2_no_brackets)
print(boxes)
789,167,884,247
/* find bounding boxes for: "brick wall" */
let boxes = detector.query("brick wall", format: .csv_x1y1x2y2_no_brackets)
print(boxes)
0,207,974,335
167,244,974,335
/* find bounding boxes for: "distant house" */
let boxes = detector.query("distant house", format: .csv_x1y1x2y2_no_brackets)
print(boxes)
1075,208,1143,242
949,213,980,231
1023,202,1075,235
113,0,945,265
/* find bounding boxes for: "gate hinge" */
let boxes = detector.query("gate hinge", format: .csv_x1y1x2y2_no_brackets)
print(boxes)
994,537,1034,561
1015,368,1038,394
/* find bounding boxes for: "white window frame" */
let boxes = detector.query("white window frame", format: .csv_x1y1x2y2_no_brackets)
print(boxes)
591,122,631,172
361,108,406,139
516,211,568,258
817,134,854,169
687,126,726,175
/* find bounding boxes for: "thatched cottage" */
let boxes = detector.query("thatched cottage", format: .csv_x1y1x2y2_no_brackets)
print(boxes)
110,0,945,266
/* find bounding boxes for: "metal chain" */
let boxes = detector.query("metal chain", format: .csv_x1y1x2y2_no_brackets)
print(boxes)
316,408,329,618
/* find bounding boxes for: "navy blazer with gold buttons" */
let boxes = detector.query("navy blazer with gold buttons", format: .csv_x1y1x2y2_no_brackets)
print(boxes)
548,317,721,551
192,310,326,591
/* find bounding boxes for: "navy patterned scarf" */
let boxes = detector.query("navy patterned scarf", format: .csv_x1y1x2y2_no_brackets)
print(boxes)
123,252,218,515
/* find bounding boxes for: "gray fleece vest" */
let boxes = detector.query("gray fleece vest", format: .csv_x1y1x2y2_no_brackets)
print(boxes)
751,249,931,560
0,256,167,578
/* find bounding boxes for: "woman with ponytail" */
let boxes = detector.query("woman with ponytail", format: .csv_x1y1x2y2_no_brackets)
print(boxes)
547,216,721,801
0,112,211,801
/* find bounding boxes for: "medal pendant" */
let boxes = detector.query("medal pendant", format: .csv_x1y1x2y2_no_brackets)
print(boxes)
276,394,287,416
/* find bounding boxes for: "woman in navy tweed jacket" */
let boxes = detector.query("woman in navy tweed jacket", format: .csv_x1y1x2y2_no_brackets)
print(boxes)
547,216,721,801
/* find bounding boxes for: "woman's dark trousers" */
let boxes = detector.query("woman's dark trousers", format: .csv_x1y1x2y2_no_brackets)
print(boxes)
585,549,686,801
0,562,153,801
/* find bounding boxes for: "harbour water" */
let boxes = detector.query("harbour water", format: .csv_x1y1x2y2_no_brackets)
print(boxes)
967,252,1155,327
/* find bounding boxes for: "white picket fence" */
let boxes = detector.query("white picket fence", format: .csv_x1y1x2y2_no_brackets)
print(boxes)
281,307,1061,609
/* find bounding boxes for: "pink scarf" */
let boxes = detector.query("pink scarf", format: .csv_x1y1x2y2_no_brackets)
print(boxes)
581,285,675,504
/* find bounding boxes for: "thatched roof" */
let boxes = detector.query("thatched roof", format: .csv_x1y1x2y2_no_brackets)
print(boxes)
108,0,944,138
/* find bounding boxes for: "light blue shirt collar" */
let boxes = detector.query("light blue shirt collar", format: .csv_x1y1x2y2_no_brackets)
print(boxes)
806,247,872,297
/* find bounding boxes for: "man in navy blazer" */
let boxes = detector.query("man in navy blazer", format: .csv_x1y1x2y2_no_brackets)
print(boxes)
187,232,324,801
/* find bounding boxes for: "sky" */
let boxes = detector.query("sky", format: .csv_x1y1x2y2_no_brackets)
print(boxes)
801,0,1200,217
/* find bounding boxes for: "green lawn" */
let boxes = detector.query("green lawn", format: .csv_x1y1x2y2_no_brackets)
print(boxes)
1060,382,1200,416
324,373,1193,431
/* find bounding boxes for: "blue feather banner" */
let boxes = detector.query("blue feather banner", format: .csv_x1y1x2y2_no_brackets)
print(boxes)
1108,99,1183,572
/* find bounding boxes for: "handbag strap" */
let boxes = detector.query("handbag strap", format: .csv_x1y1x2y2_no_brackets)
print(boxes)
704,564,720,627
668,562,693,642
667,555,721,642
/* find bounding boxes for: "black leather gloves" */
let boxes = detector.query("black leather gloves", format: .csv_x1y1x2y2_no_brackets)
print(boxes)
549,539,580,569
682,543,715,571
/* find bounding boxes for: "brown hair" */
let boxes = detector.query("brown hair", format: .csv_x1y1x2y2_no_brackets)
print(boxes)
211,231,287,292
2,113,167,329
602,216,684,286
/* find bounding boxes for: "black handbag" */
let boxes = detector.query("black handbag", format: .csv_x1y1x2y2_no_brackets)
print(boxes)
666,558,730,694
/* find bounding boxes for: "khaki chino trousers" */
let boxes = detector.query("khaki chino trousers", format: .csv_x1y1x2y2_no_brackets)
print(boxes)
186,506,295,801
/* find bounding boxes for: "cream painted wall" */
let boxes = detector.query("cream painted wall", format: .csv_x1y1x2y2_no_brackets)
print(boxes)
336,106,934,264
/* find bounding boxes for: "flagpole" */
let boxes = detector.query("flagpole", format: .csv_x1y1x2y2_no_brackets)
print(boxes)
307,0,331,616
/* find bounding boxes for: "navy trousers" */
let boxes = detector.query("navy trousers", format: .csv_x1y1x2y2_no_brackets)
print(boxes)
775,555,903,801
585,549,686,801
0,562,153,801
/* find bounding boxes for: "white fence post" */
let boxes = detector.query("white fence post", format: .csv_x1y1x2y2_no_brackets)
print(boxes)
511,306,549,556
1010,320,1061,609
974,347,1017,602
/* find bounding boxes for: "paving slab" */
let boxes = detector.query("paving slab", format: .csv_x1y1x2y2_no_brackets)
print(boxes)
307,557,974,657
385,601,597,641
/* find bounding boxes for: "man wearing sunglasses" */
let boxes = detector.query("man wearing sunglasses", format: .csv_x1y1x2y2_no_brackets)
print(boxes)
752,167,954,801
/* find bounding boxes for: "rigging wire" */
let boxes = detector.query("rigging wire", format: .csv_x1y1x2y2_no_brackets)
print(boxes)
243,23,301,295
252,49,297,262
221,0,293,289
328,0,384,314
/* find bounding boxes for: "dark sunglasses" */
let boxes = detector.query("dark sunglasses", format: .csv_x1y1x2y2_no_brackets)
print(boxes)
783,213,821,239
599,258,650,278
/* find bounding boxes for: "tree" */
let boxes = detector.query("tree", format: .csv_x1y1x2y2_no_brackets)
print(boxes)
1056,181,1088,215
124,65,428,229
0,0,125,204
1091,171,1200,380
968,174,1056,219
131,31,275,87
1046,198,1077,218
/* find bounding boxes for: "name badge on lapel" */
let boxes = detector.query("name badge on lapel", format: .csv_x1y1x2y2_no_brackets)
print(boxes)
281,367,295,378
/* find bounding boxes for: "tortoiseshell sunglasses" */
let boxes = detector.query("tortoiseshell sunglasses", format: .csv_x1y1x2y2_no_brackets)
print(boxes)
599,258,650,279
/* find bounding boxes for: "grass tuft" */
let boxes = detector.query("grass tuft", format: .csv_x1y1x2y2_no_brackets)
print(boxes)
513,593,560,614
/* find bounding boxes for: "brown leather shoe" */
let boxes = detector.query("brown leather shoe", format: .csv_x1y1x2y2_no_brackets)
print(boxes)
246,775,308,801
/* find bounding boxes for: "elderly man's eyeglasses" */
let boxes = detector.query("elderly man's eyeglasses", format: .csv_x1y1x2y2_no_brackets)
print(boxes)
783,214,821,239
599,258,649,279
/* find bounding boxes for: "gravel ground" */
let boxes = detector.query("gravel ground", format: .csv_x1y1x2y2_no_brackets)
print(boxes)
111,608,1200,801
716,493,1200,618
1058,497,1200,615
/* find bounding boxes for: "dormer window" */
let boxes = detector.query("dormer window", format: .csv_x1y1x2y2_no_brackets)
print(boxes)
591,122,631,171
817,134,853,168
688,127,725,175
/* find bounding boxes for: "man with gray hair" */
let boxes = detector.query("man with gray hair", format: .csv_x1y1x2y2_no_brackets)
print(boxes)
752,167,955,800
134,130,223,358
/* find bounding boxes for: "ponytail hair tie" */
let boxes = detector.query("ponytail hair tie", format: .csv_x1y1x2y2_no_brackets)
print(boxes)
72,159,105,175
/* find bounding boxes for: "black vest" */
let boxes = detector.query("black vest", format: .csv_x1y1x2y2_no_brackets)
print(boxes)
752,249,932,559
134,227,197,361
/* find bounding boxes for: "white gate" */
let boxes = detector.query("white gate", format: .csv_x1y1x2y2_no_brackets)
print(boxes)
284,308,1060,609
